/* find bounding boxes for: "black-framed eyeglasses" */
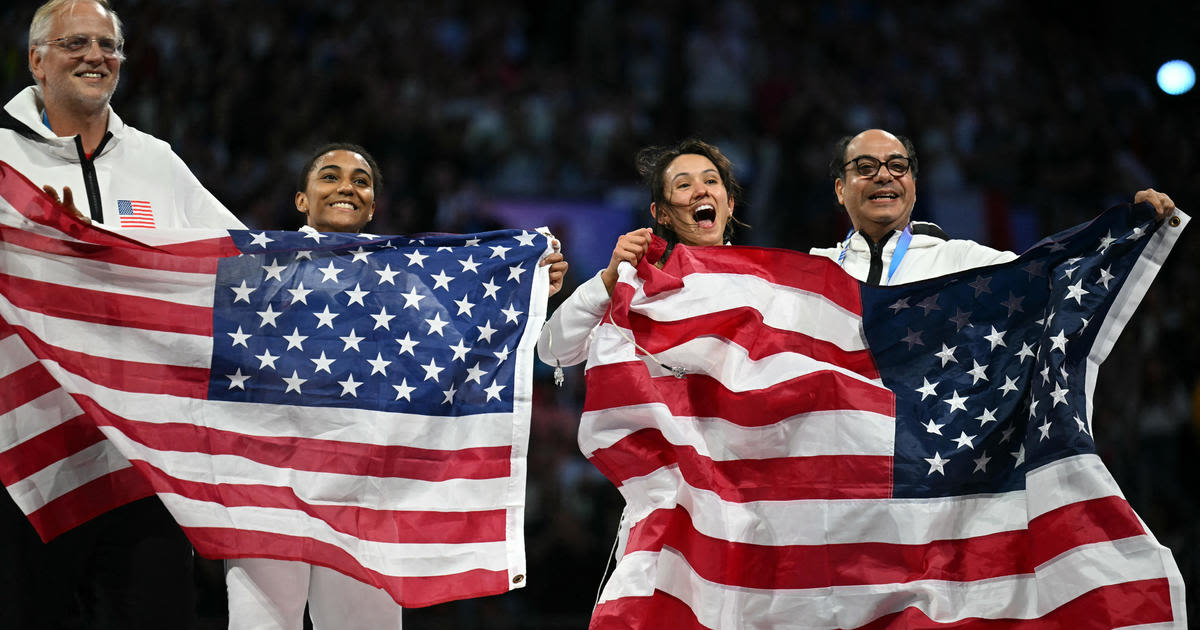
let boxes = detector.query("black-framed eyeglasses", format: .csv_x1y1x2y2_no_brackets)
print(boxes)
842,155,914,178
42,35,124,59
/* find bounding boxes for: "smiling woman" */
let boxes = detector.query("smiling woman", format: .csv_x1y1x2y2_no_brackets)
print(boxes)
294,142,381,233
537,138,748,369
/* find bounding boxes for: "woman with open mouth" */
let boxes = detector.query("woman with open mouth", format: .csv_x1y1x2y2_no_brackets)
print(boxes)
537,137,745,370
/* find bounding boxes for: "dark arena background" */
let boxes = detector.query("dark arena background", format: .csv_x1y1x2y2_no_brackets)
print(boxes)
1,1,1197,627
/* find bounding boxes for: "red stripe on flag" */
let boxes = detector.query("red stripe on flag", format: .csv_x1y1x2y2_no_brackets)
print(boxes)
126,459,506,545
0,361,59,416
852,578,1175,629
628,308,879,379
654,244,864,316
13,325,210,397
23,466,154,542
188,528,513,608
590,591,709,630
0,414,101,482
0,222,224,274
77,397,512,482
0,272,213,336
1030,495,1147,566
590,430,893,501
620,497,1160,590
584,362,895,423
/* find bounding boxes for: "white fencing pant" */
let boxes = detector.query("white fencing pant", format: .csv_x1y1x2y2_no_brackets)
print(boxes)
226,558,403,630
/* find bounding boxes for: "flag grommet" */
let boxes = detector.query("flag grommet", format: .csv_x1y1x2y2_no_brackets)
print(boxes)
512,574,524,584
1169,215,1182,227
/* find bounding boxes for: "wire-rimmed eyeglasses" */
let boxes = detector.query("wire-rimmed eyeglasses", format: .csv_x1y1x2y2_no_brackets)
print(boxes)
41,35,125,60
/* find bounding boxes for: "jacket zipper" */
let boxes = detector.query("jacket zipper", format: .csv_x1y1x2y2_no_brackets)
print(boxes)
73,132,113,223
864,231,896,286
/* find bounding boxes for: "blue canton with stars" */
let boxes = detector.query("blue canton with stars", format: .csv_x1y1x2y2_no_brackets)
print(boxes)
209,228,547,415
859,204,1163,498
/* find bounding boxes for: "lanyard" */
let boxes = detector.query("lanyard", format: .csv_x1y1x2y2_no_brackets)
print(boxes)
837,224,912,285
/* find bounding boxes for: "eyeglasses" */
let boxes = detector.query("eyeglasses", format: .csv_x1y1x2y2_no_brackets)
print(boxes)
41,35,124,59
842,155,914,178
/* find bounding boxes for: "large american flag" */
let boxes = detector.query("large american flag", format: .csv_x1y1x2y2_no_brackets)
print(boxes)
582,204,1188,628
0,161,548,607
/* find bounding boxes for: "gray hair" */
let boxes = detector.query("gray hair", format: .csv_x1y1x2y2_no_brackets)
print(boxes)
29,0,124,60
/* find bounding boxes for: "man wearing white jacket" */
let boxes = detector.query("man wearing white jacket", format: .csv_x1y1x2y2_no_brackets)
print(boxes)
0,0,242,231
810,128,1175,283
0,1,242,628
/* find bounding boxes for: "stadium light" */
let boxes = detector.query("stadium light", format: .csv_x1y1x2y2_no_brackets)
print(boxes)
1156,60,1195,95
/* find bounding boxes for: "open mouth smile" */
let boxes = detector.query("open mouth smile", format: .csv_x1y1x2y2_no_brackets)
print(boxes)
692,204,717,228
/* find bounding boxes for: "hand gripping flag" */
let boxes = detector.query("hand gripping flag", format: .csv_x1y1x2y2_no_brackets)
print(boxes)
582,204,1189,628
0,161,548,607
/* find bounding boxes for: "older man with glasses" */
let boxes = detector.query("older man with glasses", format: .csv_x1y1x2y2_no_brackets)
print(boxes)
0,1,243,628
811,128,1176,285
0,0,243,230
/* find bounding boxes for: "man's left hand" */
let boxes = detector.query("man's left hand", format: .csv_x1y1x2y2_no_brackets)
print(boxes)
1134,188,1176,220
43,185,89,223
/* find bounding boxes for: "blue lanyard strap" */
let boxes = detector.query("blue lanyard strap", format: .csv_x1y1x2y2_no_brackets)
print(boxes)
887,225,913,283
837,224,913,285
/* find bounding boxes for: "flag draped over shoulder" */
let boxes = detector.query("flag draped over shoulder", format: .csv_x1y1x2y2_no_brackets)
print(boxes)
0,161,548,607
582,204,1189,628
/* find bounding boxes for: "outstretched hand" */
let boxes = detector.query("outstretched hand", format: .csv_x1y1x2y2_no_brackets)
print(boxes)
600,228,654,296
540,239,568,297
1134,188,1176,220
43,185,88,223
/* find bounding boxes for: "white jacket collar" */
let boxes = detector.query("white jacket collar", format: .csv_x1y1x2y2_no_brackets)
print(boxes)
3,85,124,160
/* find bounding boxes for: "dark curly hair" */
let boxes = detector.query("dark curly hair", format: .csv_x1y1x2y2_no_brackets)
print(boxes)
634,138,748,252
297,142,382,196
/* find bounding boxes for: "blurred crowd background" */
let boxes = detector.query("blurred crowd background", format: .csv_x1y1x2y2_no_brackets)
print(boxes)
2,0,1197,627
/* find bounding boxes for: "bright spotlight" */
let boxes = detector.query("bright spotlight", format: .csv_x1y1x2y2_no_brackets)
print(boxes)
1156,60,1195,95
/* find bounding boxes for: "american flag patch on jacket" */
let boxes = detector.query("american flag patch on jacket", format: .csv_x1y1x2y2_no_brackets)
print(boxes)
117,199,155,228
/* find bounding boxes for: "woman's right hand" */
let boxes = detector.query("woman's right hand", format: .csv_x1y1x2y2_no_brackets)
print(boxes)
600,228,654,295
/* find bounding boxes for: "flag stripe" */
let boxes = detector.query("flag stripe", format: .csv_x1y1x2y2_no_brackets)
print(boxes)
1,238,219,307
614,456,1127,548
601,542,1177,629
0,222,222,274
1,272,212,335
12,325,210,396
590,578,1175,630
580,404,895,461
186,527,511,607
0,413,100,481
159,488,509,575
78,381,520,451
628,308,879,379
638,245,865,315
611,273,867,353
77,396,512,481
620,494,1149,590
583,363,895,424
96,416,519,512
126,461,506,545
24,465,152,541
588,430,893,500
590,591,706,630
0,361,58,417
